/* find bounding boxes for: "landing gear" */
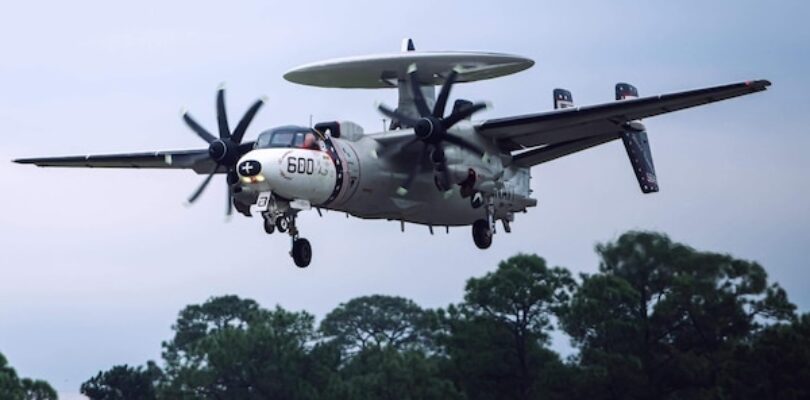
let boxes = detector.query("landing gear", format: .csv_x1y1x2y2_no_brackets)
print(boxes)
257,195,314,268
472,219,492,249
263,217,275,234
275,217,289,233
472,193,497,249
291,238,312,268
470,192,484,209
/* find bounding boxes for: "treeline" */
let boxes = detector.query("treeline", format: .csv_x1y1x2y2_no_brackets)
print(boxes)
72,231,810,398
0,352,57,400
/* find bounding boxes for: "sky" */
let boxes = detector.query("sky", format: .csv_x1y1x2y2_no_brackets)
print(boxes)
1,1,809,398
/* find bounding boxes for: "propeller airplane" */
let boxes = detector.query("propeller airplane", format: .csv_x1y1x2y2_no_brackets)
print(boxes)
14,39,771,267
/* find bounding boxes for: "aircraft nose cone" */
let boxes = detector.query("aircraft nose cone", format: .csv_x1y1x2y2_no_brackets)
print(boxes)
237,159,262,177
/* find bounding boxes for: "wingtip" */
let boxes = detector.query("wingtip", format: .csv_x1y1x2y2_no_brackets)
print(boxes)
747,79,772,89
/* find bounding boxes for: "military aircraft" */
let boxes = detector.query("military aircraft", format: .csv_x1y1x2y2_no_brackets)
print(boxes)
14,39,771,267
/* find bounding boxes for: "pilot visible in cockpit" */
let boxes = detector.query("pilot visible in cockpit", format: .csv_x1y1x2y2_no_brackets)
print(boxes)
255,126,323,151
302,132,320,150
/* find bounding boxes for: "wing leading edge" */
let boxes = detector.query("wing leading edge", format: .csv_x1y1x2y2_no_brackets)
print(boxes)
479,79,771,162
14,149,222,174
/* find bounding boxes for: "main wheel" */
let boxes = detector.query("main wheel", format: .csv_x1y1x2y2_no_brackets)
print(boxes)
275,217,289,233
292,238,312,268
472,219,492,249
263,218,275,234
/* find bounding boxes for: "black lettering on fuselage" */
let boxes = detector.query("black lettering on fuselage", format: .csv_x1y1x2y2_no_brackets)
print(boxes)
287,156,315,175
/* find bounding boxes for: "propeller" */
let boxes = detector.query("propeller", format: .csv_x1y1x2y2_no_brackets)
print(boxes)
182,86,265,215
377,65,487,195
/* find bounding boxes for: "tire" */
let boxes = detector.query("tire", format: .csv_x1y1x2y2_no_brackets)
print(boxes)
263,218,275,234
472,219,492,249
292,238,312,268
276,217,289,233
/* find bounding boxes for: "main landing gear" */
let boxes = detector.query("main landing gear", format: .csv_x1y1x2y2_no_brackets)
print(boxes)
471,192,504,250
262,212,312,268
472,219,492,249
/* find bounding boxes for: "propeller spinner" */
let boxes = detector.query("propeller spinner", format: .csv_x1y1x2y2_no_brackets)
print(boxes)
377,65,487,195
182,87,264,215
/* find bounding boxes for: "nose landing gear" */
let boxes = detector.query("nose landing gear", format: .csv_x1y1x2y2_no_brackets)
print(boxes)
261,210,312,268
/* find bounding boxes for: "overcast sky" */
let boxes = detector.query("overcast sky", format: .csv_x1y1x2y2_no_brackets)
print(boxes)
1,1,808,398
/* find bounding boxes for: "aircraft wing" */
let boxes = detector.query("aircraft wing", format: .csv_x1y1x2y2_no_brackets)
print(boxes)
477,80,771,165
14,149,222,174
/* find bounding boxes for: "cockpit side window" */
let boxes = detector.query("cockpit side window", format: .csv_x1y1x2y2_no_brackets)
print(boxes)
292,132,305,148
255,126,322,149
270,131,295,147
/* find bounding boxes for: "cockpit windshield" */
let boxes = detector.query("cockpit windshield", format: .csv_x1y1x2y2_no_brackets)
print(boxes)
256,126,321,150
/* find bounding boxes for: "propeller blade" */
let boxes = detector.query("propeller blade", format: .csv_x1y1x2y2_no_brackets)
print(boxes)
226,186,233,217
183,112,217,144
231,98,265,144
187,168,217,204
216,88,230,139
407,65,432,118
378,137,419,159
378,103,420,127
433,69,459,118
436,143,453,189
443,134,484,156
397,143,428,196
442,102,487,129
237,141,256,156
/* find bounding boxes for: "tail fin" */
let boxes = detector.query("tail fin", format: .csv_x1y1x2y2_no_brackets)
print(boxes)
616,83,659,193
553,88,574,109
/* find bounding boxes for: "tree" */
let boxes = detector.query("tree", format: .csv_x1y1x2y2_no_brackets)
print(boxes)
441,254,576,400
80,361,162,400
320,295,434,356
338,347,462,400
722,313,810,399
559,231,796,400
159,295,321,399
0,352,57,400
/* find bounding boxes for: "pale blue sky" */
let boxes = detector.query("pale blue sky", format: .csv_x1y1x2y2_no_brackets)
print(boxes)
1,1,809,398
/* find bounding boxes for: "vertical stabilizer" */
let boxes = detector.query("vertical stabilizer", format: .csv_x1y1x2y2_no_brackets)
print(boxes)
616,83,659,193
390,38,436,130
553,88,574,109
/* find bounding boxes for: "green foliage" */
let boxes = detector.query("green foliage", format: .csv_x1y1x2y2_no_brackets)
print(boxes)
440,254,577,400
78,232,808,400
160,296,319,399
0,352,57,400
723,313,810,399
337,348,462,400
80,362,161,400
559,231,797,399
320,295,436,356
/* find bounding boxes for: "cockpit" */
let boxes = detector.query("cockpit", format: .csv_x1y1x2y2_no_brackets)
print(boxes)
255,125,321,150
